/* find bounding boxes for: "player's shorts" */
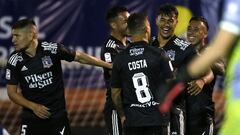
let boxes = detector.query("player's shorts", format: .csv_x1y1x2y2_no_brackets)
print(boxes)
104,102,122,135
124,125,170,135
187,121,214,135
20,114,71,135
170,107,185,135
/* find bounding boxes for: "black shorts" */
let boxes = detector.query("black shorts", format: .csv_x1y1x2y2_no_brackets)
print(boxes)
104,103,122,135
187,122,214,135
124,125,170,135
20,115,71,135
170,107,185,135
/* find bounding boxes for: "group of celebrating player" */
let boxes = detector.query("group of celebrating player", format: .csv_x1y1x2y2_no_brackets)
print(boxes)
4,0,240,134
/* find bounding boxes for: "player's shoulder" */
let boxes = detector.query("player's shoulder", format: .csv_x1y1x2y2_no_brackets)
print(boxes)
103,37,119,49
172,36,192,51
40,41,59,54
7,51,24,67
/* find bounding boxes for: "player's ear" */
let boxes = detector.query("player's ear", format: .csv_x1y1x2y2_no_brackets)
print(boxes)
110,22,117,30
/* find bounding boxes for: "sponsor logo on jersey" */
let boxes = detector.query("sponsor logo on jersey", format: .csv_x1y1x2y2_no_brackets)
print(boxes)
6,69,11,80
42,56,53,68
129,48,144,56
104,52,112,63
130,101,159,108
166,50,176,61
24,71,53,89
41,42,58,54
8,53,23,66
173,38,190,50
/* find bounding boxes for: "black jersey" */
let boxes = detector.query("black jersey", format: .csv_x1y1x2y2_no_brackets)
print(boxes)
111,41,173,127
6,41,75,119
151,35,196,70
151,36,197,107
100,36,126,102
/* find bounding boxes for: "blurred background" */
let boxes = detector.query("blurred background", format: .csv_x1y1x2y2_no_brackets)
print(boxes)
0,0,224,134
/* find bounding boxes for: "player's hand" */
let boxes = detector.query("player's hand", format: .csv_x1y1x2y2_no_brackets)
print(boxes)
187,80,204,96
120,116,126,125
32,103,51,119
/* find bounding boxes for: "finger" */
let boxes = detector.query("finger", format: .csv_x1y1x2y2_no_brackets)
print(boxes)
36,111,49,119
192,88,201,96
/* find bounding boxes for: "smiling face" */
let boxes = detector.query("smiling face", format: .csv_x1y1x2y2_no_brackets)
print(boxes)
156,13,178,40
187,20,208,46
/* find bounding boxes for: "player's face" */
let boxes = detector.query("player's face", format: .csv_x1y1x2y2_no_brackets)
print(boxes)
12,28,33,52
115,11,130,36
156,13,178,39
187,20,207,46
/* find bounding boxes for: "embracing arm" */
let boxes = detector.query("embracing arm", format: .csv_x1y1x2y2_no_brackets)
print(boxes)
74,51,112,69
7,84,51,119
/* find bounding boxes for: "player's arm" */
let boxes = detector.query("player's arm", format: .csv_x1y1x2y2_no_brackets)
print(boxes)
0,59,7,68
111,87,125,116
7,84,51,119
74,51,112,69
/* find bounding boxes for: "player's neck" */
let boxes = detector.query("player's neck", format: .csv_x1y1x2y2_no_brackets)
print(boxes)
157,33,173,48
25,39,38,57
194,42,205,52
131,35,149,43
111,31,127,46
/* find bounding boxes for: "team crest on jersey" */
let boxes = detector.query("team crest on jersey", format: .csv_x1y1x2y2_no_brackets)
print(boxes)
42,56,53,68
129,48,144,56
166,50,175,61
41,42,58,54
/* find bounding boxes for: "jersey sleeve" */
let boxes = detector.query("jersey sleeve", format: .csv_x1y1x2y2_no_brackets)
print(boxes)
102,47,118,63
220,0,240,35
111,55,122,88
57,44,76,62
5,54,20,85
183,45,197,66
158,49,174,79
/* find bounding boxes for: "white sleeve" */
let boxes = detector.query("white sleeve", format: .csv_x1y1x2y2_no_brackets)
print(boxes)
3,129,10,135
220,0,240,35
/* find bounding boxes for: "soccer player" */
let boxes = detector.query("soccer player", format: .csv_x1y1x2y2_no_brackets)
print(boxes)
169,0,240,134
187,0,240,135
152,4,197,135
5,18,111,135
186,16,215,135
111,13,173,135
101,6,129,135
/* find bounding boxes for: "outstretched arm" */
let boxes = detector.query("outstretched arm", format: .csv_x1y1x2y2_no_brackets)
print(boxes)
74,51,112,69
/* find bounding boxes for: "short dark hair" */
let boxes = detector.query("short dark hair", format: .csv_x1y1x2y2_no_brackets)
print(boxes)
127,13,147,35
106,6,128,23
12,18,36,29
157,3,178,18
189,16,209,31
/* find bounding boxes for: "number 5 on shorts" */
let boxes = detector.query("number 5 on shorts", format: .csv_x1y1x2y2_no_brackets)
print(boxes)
132,72,152,103
21,125,27,135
